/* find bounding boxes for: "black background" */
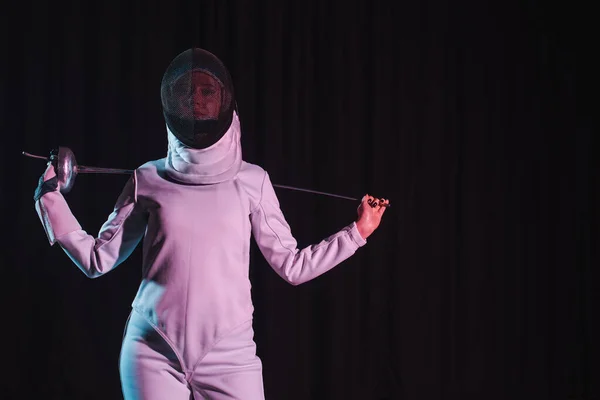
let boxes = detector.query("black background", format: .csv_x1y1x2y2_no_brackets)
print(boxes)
1,0,597,399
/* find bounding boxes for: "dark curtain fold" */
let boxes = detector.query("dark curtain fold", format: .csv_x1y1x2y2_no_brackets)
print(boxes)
2,0,597,399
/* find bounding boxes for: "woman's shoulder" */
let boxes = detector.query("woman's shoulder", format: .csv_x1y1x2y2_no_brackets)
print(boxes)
235,161,268,207
238,161,266,178
135,158,166,174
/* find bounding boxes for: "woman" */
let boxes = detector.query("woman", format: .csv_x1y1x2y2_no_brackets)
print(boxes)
33,48,389,399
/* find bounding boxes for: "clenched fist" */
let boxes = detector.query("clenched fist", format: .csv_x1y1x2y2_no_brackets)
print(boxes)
355,194,389,240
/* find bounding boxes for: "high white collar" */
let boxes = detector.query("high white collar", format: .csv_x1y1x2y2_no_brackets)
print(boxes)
165,112,242,184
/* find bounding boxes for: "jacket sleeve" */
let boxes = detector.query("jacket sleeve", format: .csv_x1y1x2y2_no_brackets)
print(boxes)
34,172,147,278
250,171,366,285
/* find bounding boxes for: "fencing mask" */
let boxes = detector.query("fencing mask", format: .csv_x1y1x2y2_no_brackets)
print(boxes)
161,48,235,149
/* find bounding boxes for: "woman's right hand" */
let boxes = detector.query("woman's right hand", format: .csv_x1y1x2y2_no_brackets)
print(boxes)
33,150,60,202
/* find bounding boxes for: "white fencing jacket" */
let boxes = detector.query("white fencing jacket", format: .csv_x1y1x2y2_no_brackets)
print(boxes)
35,112,366,365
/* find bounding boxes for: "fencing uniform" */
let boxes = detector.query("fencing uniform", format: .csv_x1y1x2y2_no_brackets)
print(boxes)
35,104,366,398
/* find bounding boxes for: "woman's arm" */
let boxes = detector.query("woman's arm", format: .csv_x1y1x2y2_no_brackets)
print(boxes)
250,171,384,285
35,164,147,278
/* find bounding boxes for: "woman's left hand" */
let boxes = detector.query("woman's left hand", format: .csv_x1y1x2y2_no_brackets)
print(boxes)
355,194,389,240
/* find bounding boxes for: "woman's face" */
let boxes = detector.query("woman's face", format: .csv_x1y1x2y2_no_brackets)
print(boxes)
174,70,222,120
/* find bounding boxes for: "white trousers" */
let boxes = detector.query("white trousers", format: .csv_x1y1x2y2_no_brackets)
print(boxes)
119,310,265,399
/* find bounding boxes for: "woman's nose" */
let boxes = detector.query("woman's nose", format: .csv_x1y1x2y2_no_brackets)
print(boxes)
193,93,206,106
